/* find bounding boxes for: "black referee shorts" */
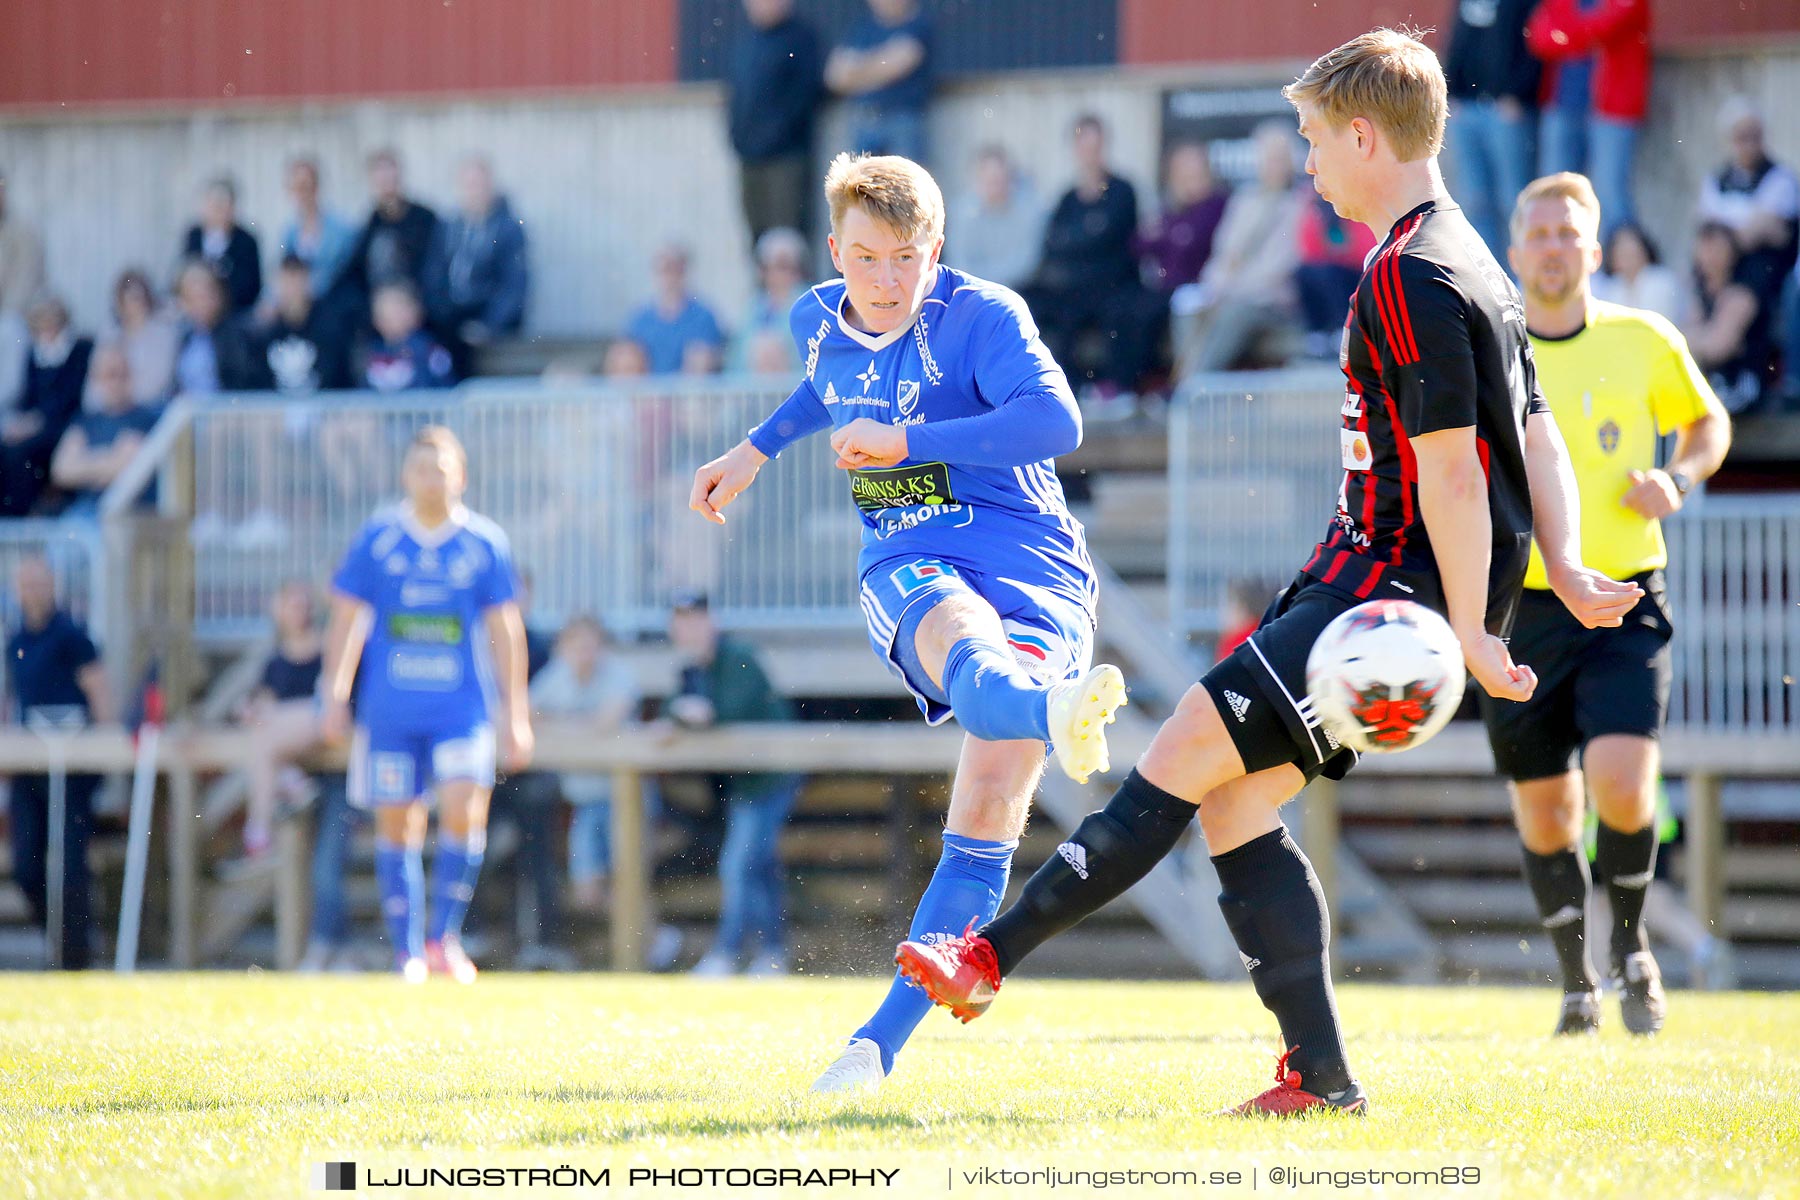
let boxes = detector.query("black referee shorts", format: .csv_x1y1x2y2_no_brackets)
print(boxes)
1478,570,1673,783
1203,573,1362,784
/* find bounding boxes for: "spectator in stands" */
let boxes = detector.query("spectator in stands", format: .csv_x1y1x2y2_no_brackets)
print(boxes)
669,591,799,977
280,157,357,307
181,176,262,314
362,282,455,393
603,337,651,379
518,615,640,955
424,155,529,371
731,227,808,373
49,345,159,517
255,256,354,394
1527,0,1651,240
1025,114,1161,412
1135,140,1230,296
729,0,824,246
103,270,179,405
626,245,726,376
347,149,438,315
1783,262,1800,410
172,260,262,396
950,145,1044,290
1593,222,1683,323
2,298,94,516
827,0,933,163
1443,0,1539,257
4,556,113,969
1697,97,1800,307
0,168,46,319
1684,221,1775,414
1175,121,1307,377
223,579,325,874
1294,193,1377,360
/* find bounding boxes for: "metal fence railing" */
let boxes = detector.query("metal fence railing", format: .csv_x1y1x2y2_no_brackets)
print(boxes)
1169,371,1800,733
0,520,107,651
178,380,864,641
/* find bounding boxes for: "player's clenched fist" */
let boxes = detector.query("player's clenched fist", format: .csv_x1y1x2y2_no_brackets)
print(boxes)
831,418,908,469
689,440,769,525
1463,632,1538,702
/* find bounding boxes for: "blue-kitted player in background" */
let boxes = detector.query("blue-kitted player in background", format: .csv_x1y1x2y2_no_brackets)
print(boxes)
319,425,534,983
689,152,1128,1093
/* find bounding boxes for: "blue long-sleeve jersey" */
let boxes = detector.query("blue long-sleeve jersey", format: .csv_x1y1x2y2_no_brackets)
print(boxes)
749,266,1096,615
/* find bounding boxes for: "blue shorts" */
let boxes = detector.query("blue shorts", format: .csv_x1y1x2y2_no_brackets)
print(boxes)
347,723,497,809
858,555,1095,725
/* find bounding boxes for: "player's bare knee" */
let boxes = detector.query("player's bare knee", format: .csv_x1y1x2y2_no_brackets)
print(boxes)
1511,777,1582,850
1157,685,1233,759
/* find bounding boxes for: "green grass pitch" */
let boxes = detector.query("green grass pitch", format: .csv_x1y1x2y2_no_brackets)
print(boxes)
2,974,1795,1199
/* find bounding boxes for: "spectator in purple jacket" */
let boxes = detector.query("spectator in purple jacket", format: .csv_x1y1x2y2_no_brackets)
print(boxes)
1135,140,1230,295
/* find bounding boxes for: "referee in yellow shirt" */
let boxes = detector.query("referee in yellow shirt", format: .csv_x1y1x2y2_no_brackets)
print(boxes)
1487,173,1732,1038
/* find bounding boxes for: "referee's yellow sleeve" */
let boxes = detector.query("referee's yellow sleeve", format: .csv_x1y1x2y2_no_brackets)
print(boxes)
1645,315,1717,436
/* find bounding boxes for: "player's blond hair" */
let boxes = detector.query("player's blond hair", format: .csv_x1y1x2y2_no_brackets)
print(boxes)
1283,27,1448,163
823,152,946,243
408,424,467,472
1510,172,1602,244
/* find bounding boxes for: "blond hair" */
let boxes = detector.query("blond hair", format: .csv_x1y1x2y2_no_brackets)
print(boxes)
409,424,468,471
823,152,946,243
1510,172,1602,243
1283,27,1448,163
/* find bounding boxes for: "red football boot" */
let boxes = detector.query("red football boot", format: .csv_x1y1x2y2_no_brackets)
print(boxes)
894,924,1003,1023
1219,1047,1369,1117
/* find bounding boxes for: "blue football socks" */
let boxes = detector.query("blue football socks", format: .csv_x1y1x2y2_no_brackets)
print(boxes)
941,637,1051,743
374,838,425,964
852,831,1017,1073
427,828,487,944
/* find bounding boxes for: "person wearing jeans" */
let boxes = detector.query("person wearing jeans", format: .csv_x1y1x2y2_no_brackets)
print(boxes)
710,776,801,972
1528,0,1652,242
1443,0,1541,258
666,591,801,977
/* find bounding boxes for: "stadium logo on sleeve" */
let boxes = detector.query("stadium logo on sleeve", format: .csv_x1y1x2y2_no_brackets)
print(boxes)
804,318,830,380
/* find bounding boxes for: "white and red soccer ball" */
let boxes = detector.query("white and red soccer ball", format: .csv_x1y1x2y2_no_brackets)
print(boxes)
1305,599,1466,754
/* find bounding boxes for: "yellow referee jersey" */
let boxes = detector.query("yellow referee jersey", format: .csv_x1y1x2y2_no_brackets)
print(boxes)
1524,300,1717,590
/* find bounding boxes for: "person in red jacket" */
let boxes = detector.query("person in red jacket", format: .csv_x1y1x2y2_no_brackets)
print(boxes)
1528,0,1651,239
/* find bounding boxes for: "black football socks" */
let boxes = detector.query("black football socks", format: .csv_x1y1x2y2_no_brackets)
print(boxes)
1594,820,1658,963
1213,828,1353,1097
981,769,1197,976
1522,844,1598,992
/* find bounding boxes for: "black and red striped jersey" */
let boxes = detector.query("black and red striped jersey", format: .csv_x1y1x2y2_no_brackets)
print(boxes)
1303,198,1546,635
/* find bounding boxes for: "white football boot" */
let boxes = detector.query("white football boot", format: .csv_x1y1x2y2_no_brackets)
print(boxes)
808,1037,888,1094
1046,664,1127,784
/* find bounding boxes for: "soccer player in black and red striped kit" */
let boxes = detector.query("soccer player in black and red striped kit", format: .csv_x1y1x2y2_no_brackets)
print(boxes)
896,28,1643,1116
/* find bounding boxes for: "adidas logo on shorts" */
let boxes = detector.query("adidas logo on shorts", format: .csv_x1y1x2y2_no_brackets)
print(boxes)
1223,690,1252,723
1239,950,1262,973
1057,842,1089,880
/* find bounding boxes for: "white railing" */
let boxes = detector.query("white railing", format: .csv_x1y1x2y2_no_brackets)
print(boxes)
164,379,863,641
0,520,107,648
1169,371,1800,733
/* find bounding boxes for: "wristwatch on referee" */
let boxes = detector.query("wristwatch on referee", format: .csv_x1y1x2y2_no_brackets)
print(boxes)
1668,469,1693,497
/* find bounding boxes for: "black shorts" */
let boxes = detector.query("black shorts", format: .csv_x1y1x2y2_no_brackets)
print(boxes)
1204,573,1363,784
1478,570,1673,782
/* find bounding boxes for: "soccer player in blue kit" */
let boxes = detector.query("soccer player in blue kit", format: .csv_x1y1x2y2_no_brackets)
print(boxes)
689,153,1128,1093
319,426,534,983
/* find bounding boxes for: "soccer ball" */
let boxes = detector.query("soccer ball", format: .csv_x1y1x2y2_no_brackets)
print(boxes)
1305,599,1466,754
